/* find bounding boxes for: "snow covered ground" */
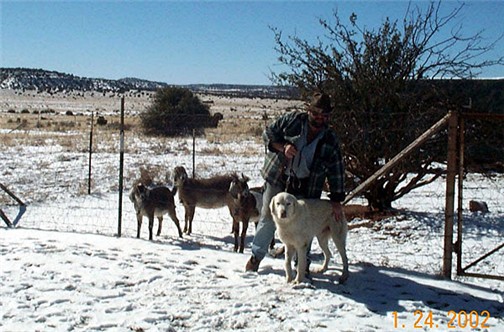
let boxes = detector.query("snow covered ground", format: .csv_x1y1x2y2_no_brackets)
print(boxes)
0,100,503,331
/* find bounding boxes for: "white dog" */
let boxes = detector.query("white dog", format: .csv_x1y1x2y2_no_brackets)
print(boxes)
269,192,349,284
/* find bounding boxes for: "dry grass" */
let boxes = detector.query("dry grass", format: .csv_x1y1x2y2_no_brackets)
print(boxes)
0,91,301,180
206,118,266,143
0,89,302,140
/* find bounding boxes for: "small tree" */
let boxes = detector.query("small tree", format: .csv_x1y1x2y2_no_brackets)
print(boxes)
140,87,211,136
271,1,504,210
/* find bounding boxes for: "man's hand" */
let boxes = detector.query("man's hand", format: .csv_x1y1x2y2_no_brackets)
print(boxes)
331,201,345,222
283,143,297,159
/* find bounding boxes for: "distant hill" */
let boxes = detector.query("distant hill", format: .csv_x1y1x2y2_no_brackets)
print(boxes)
2,67,502,105
0,67,298,99
0,68,168,92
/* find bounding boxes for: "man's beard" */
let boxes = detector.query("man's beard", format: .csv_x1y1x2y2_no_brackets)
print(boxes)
308,116,326,129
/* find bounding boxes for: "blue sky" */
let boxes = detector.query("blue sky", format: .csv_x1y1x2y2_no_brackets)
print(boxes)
1,1,503,85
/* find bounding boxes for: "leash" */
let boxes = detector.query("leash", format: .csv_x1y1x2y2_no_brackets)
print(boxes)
284,159,294,192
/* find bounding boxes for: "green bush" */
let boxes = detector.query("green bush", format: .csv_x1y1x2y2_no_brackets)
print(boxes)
140,87,211,136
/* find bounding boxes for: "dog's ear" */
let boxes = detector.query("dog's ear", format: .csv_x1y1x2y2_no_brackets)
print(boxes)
269,196,276,216
290,196,296,215
284,194,297,216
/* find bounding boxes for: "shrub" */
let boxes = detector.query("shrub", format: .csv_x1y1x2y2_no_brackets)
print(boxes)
140,87,211,136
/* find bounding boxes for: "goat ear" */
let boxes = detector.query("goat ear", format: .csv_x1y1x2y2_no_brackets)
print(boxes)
229,183,239,199
137,183,146,194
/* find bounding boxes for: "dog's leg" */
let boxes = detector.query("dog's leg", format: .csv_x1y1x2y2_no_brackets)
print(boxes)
314,234,332,274
294,244,308,284
136,212,142,238
156,216,163,236
167,207,183,238
332,231,349,284
284,244,296,283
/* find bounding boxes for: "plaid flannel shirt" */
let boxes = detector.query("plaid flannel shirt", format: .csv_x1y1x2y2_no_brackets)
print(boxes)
260,111,345,202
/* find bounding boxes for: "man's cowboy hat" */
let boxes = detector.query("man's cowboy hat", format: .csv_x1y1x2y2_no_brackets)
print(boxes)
308,92,332,113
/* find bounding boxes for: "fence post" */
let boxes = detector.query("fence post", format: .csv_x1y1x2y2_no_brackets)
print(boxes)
192,129,196,178
88,111,94,194
117,97,125,237
456,115,465,275
263,111,268,154
443,111,458,279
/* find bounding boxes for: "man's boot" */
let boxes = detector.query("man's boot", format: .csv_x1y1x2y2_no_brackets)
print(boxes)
245,255,261,272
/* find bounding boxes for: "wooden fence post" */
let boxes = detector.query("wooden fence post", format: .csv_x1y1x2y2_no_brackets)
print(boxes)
456,116,465,275
443,111,458,279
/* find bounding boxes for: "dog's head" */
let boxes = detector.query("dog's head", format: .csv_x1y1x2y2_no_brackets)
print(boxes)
269,192,297,221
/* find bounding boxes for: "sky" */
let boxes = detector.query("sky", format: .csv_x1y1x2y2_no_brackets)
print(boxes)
1,0,503,85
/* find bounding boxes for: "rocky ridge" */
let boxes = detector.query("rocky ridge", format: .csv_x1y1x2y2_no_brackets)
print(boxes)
0,67,297,99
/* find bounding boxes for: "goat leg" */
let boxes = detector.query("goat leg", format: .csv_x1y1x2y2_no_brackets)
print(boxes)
183,205,192,234
136,213,142,238
168,208,183,238
232,220,240,252
186,206,196,235
148,215,154,241
156,216,163,236
239,220,249,253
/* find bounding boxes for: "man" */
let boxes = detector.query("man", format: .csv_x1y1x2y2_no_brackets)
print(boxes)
245,92,345,272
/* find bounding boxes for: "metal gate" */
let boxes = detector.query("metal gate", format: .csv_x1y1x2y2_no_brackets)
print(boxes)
444,111,504,281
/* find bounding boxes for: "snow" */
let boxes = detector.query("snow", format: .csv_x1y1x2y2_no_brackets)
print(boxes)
1,123,503,331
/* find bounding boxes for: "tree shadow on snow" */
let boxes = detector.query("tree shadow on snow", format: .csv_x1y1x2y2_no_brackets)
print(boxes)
312,262,503,317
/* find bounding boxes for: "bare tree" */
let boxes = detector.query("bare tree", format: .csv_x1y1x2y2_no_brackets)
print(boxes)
271,1,504,210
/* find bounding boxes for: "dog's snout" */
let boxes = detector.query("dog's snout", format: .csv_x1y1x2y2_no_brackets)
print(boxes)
280,208,287,218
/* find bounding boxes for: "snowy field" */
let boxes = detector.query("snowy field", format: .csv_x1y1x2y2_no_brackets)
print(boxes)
0,93,503,331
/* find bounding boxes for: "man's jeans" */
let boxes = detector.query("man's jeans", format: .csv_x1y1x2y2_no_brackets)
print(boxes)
251,181,283,260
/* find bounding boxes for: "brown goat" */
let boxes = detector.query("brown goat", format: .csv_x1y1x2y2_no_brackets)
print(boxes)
227,175,263,253
229,180,277,253
129,183,183,240
173,166,243,237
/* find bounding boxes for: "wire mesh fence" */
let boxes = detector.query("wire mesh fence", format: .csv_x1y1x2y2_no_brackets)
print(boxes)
1,101,502,280
0,107,267,238
455,114,504,280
